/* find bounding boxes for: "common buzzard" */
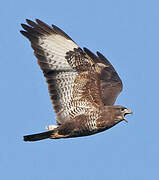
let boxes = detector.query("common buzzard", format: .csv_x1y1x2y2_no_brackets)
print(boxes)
20,19,132,141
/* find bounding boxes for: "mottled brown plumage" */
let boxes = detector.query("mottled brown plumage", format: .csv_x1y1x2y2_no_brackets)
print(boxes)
21,19,132,142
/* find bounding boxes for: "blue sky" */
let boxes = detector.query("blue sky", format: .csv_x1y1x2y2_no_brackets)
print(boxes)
1,0,159,179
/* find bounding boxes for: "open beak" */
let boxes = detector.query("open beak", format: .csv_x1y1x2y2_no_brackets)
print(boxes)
123,109,132,122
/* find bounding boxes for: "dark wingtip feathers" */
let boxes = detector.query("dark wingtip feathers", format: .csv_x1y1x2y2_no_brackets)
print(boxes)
21,23,33,32
96,51,112,65
83,47,99,63
52,24,74,41
20,18,76,43
35,18,46,25
20,30,31,39
26,19,37,27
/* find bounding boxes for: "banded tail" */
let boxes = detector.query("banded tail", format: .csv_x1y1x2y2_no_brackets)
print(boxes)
23,130,55,142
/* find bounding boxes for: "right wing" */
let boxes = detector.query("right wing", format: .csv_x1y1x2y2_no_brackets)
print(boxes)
84,48,123,105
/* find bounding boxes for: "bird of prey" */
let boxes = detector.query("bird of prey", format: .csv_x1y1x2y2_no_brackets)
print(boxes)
20,19,132,142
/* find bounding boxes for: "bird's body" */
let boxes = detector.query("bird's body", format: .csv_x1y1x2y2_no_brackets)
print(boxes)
21,19,132,142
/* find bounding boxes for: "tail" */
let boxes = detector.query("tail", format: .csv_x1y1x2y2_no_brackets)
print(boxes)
23,130,55,142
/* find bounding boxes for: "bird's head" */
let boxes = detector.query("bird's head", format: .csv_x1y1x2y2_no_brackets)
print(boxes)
110,105,132,123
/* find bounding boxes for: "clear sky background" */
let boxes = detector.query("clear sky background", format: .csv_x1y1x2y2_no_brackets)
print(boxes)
1,0,159,179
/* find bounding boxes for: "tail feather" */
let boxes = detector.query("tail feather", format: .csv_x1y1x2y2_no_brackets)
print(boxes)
23,130,55,142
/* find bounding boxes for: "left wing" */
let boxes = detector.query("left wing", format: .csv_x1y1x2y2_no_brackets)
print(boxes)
21,19,79,124
20,19,104,125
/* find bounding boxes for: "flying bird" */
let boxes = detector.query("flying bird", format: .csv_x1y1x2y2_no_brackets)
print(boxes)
20,19,132,142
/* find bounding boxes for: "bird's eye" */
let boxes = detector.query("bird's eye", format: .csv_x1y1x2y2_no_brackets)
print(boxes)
121,107,126,111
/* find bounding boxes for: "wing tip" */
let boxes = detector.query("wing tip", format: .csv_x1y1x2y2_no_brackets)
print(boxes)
21,18,77,43
83,47,99,63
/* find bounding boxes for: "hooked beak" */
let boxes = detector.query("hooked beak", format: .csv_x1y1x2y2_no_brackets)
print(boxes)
123,109,132,122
